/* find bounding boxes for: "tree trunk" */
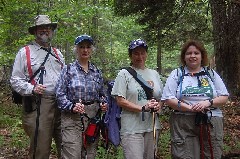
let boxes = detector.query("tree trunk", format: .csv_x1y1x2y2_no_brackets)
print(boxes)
156,31,162,74
210,0,240,97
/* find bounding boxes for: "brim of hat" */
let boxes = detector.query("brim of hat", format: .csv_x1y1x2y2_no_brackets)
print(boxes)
28,23,57,35
131,45,147,50
75,39,93,45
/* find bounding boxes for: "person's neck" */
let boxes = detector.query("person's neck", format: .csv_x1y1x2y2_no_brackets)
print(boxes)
78,59,89,72
35,39,50,48
187,66,201,73
132,65,145,70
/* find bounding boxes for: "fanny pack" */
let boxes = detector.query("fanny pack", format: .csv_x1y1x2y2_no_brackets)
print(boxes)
83,109,101,144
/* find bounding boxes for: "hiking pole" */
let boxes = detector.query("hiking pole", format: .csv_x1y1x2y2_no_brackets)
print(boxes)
198,113,205,159
207,124,214,159
200,122,204,159
81,113,88,159
33,66,45,159
206,111,214,159
151,108,156,159
78,99,88,159
100,97,109,150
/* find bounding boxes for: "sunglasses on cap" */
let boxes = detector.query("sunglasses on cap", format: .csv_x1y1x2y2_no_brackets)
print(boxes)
129,39,148,51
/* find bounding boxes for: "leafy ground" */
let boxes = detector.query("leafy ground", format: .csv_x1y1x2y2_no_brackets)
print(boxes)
0,96,239,159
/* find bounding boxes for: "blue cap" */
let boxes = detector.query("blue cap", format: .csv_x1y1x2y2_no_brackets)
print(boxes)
74,35,94,45
128,39,148,53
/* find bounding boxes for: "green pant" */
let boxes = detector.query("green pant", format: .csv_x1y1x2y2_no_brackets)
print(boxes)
61,103,100,159
22,95,62,159
169,112,223,159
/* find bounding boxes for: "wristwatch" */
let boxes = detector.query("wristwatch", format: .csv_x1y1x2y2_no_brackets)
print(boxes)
208,99,213,106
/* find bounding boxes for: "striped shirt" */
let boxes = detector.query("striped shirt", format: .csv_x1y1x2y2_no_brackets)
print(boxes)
56,60,105,111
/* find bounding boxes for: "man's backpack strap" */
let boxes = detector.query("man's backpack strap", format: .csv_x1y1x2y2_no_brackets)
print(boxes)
124,67,153,100
53,48,63,68
25,46,36,85
53,48,59,60
26,46,52,85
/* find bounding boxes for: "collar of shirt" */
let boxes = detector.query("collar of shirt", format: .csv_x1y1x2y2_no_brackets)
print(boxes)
74,60,97,73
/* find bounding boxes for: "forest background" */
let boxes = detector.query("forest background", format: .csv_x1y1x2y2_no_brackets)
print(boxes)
0,0,239,158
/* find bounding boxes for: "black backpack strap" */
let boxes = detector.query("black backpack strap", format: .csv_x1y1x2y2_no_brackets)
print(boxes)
124,67,153,100
28,48,51,83
203,66,215,82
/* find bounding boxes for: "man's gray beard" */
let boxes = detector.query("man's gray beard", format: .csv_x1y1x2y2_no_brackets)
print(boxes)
37,34,53,43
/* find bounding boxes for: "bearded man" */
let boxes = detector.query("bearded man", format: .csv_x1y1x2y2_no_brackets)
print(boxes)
10,15,64,159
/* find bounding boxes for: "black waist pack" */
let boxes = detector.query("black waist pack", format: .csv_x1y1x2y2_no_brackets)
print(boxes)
23,96,33,113
12,90,33,113
12,90,23,104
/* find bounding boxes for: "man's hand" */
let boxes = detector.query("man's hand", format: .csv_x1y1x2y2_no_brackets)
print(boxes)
33,84,46,94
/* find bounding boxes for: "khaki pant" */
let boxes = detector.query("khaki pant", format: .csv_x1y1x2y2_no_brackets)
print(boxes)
121,130,160,159
22,95,62,159
61,103,100,159
169,112,223,159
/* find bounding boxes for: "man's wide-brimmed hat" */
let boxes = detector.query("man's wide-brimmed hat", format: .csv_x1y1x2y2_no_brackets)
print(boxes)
28,15,57,35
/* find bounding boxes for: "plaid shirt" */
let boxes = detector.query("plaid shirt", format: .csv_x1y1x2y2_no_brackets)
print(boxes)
56,60,105,111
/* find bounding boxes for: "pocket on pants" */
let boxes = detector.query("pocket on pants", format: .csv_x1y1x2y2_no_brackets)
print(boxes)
61,114,82,143
172,137,186,158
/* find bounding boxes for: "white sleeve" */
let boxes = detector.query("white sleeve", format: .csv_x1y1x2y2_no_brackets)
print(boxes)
161,69,179,101
10,47,34,95
212,70,229,96
111,70,128,99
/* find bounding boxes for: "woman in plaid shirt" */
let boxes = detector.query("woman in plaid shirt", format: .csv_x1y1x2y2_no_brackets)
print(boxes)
55,35,107,159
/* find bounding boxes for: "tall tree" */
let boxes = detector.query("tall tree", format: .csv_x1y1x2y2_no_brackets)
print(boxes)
113,1,213,74
114,0,178,73
209,0,240,97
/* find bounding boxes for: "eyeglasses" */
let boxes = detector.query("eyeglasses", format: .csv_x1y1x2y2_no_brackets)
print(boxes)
129,39,147,50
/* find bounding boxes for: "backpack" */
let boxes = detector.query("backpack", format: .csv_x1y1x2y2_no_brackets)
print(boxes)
104,80,121,147
177,66,215,85
177,66,215,100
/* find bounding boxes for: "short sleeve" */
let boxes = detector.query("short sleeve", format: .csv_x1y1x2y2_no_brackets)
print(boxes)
111,70,129,99
161,69,179,101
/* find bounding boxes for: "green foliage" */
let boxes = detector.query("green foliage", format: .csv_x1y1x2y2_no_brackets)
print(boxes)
112,0,214,76
96,144,123,159
10,126,29,148
0,135,3,147
158,129,171,159
0,0,147,79
0,0,215,78
0,104,29,149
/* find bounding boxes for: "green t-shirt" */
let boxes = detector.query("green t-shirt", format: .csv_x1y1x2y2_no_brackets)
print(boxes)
111,67,163,135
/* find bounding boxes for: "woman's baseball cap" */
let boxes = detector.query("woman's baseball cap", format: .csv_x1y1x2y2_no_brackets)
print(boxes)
128,39,148,53
28,15,57,35
74,35,94,45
